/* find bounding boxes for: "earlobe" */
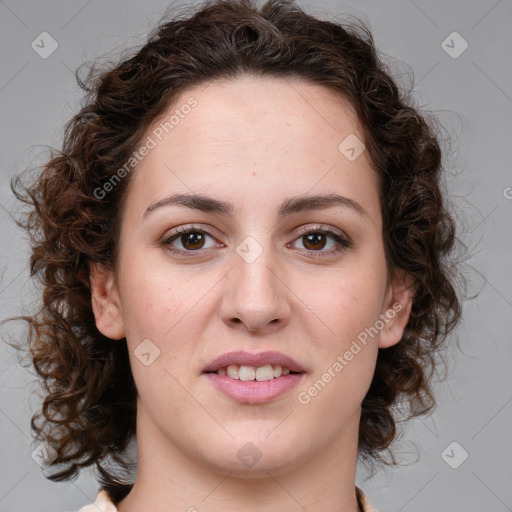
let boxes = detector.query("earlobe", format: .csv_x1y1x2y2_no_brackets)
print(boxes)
89,263,126,340
378,269,415,349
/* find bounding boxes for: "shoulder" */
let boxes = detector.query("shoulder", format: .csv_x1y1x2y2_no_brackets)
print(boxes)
79,486,374,512
356,486,378,512
78,489,118,512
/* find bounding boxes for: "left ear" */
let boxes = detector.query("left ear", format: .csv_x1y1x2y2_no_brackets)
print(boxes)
378,268,415,349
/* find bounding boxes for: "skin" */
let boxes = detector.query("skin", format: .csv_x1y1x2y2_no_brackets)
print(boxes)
90,75,414,512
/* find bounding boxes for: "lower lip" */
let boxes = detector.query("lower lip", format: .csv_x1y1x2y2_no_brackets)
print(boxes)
203,373,305,404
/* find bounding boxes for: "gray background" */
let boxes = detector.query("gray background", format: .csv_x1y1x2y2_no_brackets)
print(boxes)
1,0,511,511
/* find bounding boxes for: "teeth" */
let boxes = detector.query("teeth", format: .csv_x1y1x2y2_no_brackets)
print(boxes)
239,365,256,381
226,364,239,379
216,364,294,380
255,365,274,381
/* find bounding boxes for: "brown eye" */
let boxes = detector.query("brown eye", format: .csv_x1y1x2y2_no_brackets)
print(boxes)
162,227,218,253
302,232,328,251
289,227,352,258
179,231,206,250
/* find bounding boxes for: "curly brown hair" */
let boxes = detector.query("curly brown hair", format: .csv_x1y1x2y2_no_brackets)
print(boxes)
9,0,461,502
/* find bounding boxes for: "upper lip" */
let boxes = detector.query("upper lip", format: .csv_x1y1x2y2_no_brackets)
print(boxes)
202,350,305,373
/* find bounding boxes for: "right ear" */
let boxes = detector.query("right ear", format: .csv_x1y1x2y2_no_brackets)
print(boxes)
89,263,126,340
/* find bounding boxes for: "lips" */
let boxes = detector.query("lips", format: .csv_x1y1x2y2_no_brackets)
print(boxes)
202,350,306,374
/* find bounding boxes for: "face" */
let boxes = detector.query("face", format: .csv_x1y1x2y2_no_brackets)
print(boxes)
91,75,413,477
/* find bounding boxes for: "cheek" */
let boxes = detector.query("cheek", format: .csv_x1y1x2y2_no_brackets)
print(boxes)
337,275,386,337
297,263,386,405
116,256,213,385
297,281,381,428
305,261,388,345
116,251,193,339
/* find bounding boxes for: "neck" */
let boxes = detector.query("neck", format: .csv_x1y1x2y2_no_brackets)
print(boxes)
117,405,362,512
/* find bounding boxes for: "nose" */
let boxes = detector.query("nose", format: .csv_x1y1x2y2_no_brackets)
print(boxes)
220,243,291,334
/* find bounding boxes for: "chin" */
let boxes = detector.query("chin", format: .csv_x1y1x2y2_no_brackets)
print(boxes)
197,434,308,477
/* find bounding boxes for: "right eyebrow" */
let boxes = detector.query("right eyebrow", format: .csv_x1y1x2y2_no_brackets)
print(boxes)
144,193,234,217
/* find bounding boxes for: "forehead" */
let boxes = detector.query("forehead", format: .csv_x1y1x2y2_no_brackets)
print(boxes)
167,75,366,156
124,75,380,223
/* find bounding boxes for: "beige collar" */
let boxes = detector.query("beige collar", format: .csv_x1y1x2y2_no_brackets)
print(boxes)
80,486,377,511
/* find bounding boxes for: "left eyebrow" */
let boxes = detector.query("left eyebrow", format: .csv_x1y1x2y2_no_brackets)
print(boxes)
144,193,368,219
278,193,368,218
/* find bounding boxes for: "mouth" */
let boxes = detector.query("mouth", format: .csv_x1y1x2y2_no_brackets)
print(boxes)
202,351,306,404
205,363,302,381
202,350,305,374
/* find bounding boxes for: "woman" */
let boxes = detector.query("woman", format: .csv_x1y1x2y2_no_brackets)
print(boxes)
12,0,461,510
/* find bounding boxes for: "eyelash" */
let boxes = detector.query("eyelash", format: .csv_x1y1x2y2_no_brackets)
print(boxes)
161,224,352,259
